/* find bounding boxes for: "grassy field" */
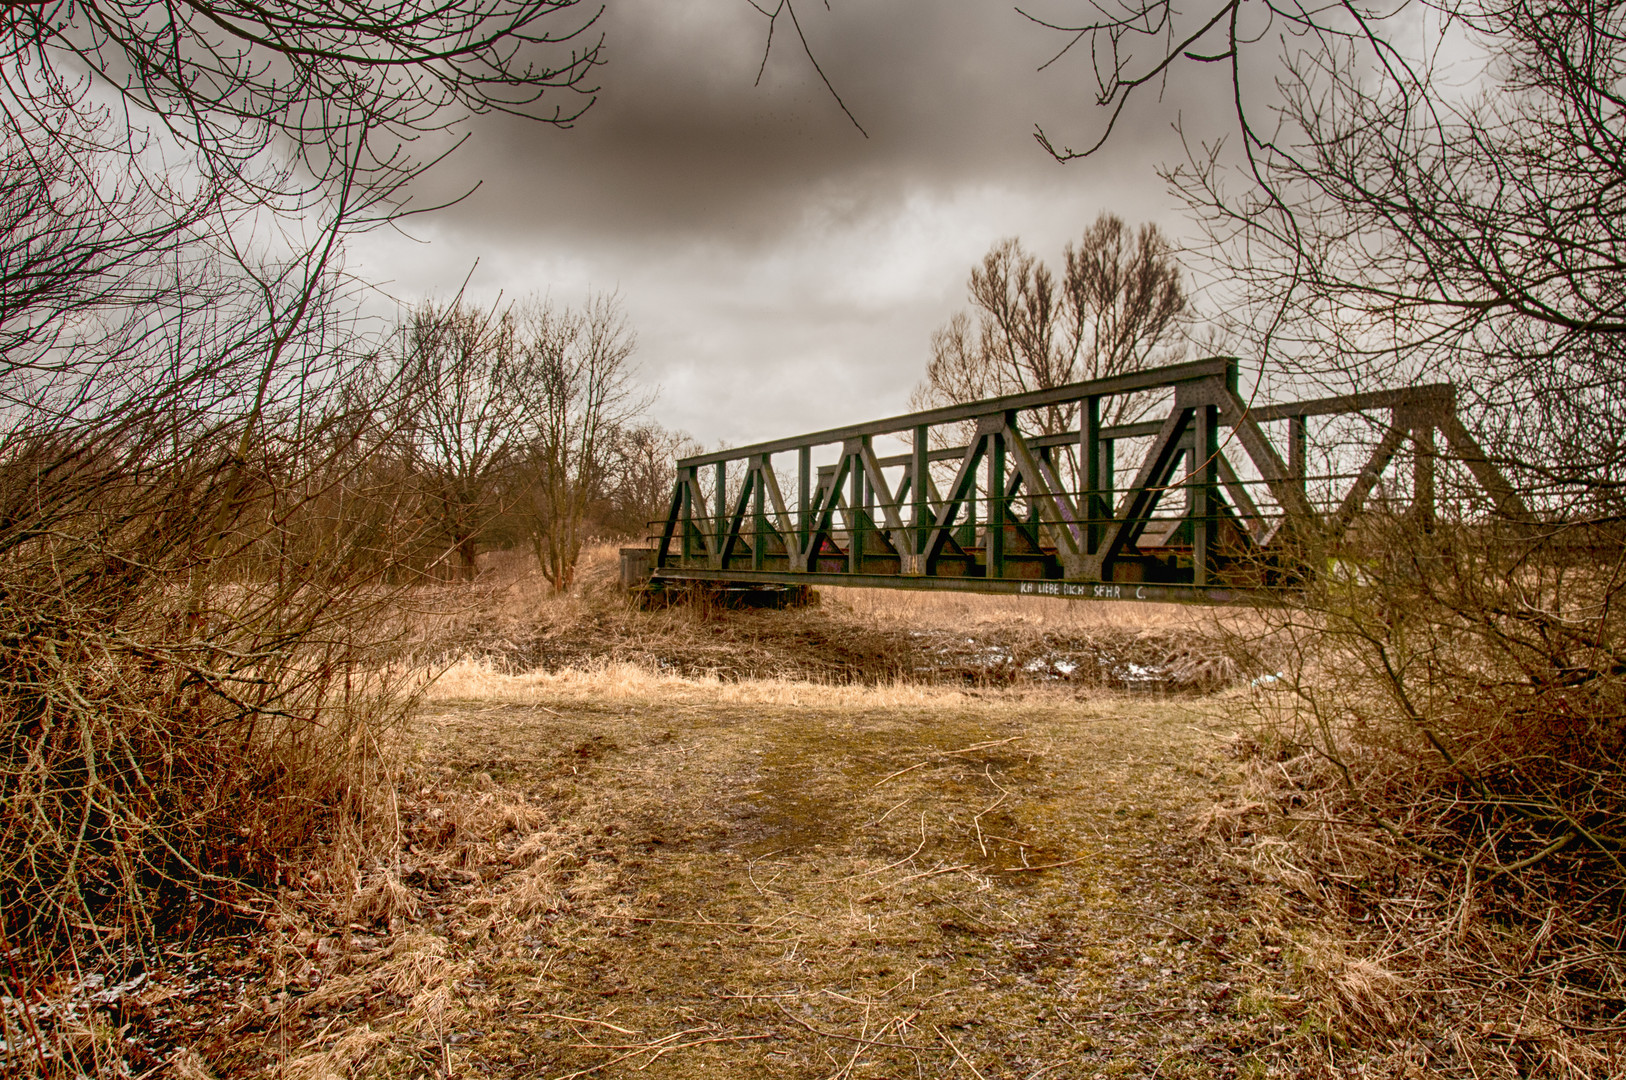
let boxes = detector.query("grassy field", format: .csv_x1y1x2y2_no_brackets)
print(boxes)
43,549,1374,1078
171,653,1323,1080
32,548,1619,1079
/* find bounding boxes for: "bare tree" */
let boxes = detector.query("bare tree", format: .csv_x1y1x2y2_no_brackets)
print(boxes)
1063,215,1191,400
1024,1,1626,1059
914,215,1188,435
516,294,647,591
394,299,532,580
608,422,703,540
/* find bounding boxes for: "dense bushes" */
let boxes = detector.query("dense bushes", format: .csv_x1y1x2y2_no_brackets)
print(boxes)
1238,508,1626,1073
0,0,605,976
0,418,422,951
1276,517,1625,890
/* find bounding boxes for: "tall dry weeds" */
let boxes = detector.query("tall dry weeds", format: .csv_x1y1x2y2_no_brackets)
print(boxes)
1212,511,1626,1077
0,408,431,1075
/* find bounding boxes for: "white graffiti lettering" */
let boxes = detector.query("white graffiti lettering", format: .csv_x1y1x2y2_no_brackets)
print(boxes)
1023,581,1118,599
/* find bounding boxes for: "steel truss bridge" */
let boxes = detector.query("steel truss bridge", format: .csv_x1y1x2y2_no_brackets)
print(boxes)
649,358,1522,603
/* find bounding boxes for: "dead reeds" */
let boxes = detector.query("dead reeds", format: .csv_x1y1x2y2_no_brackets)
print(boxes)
1207,511,1626,1077
0,400,432,1075
421,543,1274,695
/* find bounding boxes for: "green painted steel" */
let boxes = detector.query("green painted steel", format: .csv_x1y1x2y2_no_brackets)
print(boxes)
650,566,1242,605
651,359,1518,602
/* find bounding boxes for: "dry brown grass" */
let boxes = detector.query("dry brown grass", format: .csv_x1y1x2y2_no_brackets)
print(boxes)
415,543,1279,695
1193,685,1626,1079
425,657,980,709
0,437,429,1078
1175,514,1626,1080
160,677,1314,1079
36,542,1557,1078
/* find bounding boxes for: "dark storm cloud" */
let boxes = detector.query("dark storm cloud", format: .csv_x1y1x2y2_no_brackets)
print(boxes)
358,0,1242,447
432,0,1221,247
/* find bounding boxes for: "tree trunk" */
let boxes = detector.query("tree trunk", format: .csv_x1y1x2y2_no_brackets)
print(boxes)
457,535,479,580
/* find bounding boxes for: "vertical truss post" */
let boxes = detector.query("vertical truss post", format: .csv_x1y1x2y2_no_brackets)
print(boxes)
680,466,694,562
1101,438,1115,523
798,446,811,560
911,424,929,567
752,457,766,570
1083,395,1102,554
1193,400,1219,586
713,461,726,566
1289,415,1307,500
1177,429,1194,528
989,417,1007,578
849,441,865,574
1410,414,1437,533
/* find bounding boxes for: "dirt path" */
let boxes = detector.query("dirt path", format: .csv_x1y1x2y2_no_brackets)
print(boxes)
346,682,1297,1080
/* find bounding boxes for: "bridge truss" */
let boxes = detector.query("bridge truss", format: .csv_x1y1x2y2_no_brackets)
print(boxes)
651,358,1522,603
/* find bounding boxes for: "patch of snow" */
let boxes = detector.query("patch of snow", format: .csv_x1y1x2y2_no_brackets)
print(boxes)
1121,662,1164,684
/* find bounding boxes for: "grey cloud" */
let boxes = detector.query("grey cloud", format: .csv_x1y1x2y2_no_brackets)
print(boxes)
360,1,1242,447
430,0,1217,249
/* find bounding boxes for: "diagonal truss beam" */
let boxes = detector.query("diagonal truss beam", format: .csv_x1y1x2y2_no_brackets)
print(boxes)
921,417,997,566
1091,404,1194,572
1000,418,1083,566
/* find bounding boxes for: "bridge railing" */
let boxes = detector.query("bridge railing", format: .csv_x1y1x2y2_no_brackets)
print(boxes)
652,358,1520,601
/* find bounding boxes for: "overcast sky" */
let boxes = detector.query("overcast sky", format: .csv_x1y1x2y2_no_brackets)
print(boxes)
349,0,1236,449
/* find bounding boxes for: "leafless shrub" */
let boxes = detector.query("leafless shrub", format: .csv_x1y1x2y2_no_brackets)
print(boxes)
0,378,442,1072
0,0,614,1074
1215,509,1626,1075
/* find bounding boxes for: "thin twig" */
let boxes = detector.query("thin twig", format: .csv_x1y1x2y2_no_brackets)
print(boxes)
995,856,1087,873
874,761,928,787
545,1013,641,1034
774,1002,919,1049
934,1026,988,1080
858,862,974,901
816,814,928,884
